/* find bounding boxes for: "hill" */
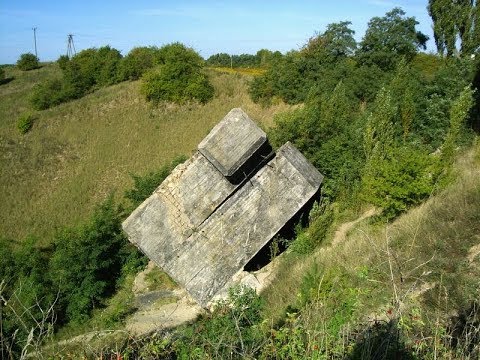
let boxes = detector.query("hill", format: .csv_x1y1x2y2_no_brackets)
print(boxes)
0,64,290,243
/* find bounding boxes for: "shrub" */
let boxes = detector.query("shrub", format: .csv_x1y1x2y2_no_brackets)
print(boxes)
57,55,70,70
361,146,437,219
0,67,5,81
141,43,214,104
30,78,67,110
16,53,39,71
49,195,139,324
17,113,35,134
117,46,159,81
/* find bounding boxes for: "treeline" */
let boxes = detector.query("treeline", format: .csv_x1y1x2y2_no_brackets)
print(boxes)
251,8,480,219
30,43,214,110
206,49,282,68
0,157,185,357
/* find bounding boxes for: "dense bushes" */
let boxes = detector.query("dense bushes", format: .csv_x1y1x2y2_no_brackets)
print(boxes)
206,49,282,68
31,43,214,110
141,43,214,104
16,53,39,71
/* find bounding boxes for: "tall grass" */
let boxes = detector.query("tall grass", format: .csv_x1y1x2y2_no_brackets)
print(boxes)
0,65,291,243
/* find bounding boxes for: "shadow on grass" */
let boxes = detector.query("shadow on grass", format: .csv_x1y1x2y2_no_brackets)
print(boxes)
347,319,415,360
448,300,480,358
0,77,14,85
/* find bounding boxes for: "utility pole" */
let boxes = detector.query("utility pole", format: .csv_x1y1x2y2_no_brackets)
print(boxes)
67,34,76,59
32,27,38,58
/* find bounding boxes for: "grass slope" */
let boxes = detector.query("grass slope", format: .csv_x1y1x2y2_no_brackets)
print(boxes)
0,64,291,243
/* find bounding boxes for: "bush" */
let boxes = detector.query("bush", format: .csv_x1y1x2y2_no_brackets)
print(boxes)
49,195,141,324
361,146,437,219
141,43,214,104
0,67,5,81
17,113,35,134
117,46,159,81
16,53,39,71
57,55,70,70
30,78,68,110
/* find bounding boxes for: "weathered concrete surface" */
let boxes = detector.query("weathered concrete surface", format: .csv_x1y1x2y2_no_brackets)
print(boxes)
198,108,267,177
166,142,323,306
123,109,324,308
123,152,238,267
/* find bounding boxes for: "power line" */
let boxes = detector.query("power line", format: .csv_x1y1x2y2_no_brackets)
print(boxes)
67,34,76,59
32,27,37,58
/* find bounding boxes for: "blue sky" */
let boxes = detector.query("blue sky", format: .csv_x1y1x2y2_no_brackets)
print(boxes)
0,0,434,64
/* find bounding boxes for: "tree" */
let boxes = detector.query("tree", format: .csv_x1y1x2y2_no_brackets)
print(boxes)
302,21,357,61
357,8,428,70
428,0,480,56
16,53,39,71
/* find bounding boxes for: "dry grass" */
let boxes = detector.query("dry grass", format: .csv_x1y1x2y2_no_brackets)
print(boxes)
0,64,291,243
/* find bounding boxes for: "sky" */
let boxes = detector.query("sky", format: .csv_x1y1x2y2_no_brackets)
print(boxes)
0,0,435,64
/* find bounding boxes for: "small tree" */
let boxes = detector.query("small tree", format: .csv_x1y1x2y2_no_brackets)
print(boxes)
16,53,39,71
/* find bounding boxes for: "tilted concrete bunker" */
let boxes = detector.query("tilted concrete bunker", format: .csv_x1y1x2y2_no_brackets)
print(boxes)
122,108,324,307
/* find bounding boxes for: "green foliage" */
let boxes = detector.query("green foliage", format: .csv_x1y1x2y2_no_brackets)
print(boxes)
442,86,475,164
16,53,39,71
30,78,68,110
270,81,365,199
49,195,137,324
30,46,126,109
428,0,480,56
302,21,357,60
56,55,70,70
361,146,437,219
206,50,282,68
117,46,159,80
357,7,428,70
0,67,5,81
363,87,396,160
16,113,35,134
290,200,334,255
141,43,214,104
124,155,187,209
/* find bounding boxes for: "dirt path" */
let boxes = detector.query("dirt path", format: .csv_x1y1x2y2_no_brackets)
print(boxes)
331,208,379,246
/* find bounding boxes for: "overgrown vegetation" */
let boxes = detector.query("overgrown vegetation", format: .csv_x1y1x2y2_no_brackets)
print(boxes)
16,53,39,71
1,3,480,359
141,43,214,104
30,43,214,110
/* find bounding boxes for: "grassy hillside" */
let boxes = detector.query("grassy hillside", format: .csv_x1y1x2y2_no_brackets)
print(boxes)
0,64,290,243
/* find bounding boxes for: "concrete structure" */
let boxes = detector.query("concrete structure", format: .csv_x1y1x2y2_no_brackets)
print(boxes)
123,108,323,307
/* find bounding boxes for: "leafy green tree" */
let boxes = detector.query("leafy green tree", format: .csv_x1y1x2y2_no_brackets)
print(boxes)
357,8,428,70
428,0,480,56
302,21,357,61
16,53,39,71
